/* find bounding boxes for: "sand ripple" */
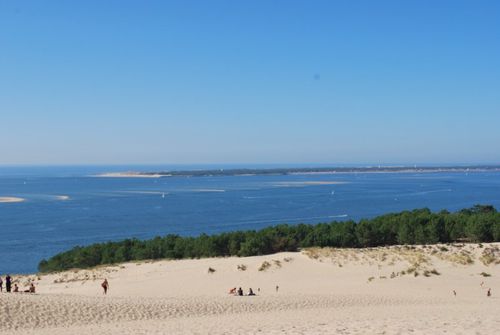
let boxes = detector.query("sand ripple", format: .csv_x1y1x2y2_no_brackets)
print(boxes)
1,293,498,335
0,293,441,332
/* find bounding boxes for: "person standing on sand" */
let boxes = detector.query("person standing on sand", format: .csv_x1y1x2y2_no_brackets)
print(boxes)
0,276,3,292
487,288,491,297
5,275,11,293
101,279,109,295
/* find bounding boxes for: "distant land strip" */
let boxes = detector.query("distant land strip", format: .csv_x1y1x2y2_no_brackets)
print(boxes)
95,166,500,178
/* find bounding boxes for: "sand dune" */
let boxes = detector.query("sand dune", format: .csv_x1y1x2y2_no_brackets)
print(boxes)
2,244,499,334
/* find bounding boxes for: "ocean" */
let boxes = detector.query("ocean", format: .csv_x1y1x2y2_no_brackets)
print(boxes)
1,165,500,274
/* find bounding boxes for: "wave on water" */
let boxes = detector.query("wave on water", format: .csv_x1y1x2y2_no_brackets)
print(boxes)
405,189,453,197
117,191,169,195
192,189,226,192
328,214,349,218
272,181,349,187
228,214,349,226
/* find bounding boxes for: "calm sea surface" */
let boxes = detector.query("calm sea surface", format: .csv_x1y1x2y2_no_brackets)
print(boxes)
1,166,500,274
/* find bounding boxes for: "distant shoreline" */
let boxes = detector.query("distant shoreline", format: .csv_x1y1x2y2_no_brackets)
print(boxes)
93,165,500,178
93,172,167,178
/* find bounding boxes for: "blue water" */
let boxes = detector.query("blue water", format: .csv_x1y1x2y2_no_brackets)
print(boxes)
1,166,500,274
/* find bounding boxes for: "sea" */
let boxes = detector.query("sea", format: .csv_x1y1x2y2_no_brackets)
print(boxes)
1,165,500,274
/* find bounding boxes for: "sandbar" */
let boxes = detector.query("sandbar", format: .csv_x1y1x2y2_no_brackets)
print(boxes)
93,172,165,178
0,196,25,203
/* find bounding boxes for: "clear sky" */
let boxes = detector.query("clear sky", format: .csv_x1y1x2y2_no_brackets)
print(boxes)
1,1,499,165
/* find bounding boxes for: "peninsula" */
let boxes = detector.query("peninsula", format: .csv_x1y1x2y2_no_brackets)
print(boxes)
95,165,500,178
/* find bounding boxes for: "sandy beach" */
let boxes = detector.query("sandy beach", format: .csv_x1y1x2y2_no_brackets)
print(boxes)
2,243,499,334
0,196,25,203
94,172,166,178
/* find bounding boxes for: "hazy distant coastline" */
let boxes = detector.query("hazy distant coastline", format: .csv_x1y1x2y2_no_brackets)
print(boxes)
94,165,500,178
93,172,167,178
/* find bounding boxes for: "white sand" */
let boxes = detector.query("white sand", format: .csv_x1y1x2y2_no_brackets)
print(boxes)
94,172,165,178
0,196,25,203
2,243,499,334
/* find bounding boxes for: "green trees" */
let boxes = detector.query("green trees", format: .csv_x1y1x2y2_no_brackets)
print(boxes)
38,205,500,273
465,215,495,242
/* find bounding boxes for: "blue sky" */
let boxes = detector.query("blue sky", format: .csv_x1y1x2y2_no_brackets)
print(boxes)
1,0,499,165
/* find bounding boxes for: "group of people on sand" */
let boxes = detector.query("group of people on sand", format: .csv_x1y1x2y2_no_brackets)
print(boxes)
0,275,36,294
1,275,107,295
229,285,279,296
229,287,256,296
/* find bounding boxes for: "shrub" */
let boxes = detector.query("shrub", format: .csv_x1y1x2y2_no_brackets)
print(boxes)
258,261,271,271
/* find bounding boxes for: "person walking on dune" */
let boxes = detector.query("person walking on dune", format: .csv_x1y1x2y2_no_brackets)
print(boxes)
101,279,109,295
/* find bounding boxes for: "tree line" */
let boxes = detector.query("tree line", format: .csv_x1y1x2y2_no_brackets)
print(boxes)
38,205,500,272
140,166,499,177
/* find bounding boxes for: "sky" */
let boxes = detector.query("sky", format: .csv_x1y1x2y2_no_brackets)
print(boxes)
1,0,499,166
